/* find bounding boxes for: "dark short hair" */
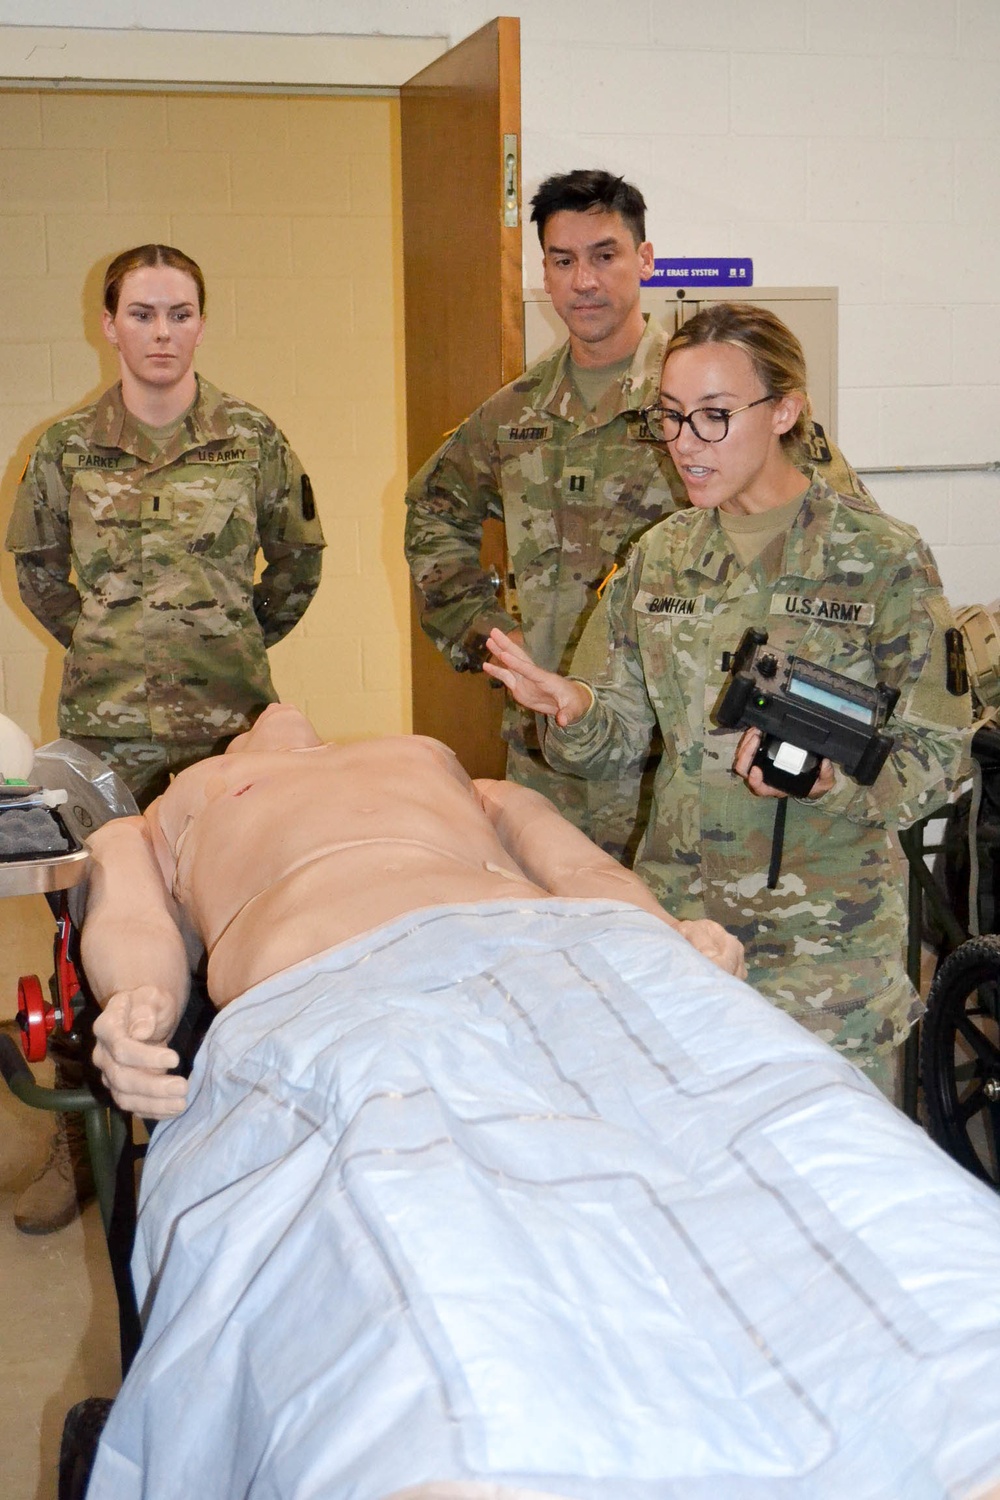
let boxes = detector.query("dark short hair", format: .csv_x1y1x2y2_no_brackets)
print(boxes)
103,244,206,316
529,170,647,248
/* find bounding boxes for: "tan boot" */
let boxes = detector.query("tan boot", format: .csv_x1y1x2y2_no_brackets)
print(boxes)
0,1020,55,1193
14,1108,95,1236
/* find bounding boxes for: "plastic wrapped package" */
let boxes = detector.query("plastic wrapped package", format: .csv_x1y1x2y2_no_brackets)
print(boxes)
29,740,138,916
31,740,138,846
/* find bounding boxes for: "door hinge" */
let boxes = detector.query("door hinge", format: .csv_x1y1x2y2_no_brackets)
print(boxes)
503,134,519,227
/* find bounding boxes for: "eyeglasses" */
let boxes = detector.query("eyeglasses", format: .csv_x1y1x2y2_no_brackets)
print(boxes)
640,394,776,444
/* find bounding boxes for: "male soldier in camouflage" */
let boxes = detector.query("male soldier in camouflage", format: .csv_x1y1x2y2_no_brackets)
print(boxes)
4,243,325,1232
405,169,866,860
484,303,973,1097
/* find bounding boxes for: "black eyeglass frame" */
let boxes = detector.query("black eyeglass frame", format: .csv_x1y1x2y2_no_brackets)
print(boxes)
640,393,777,444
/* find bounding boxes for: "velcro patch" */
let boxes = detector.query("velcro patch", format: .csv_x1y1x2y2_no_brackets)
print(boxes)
63,453,137,472
772,592,874,626
188,445,259,464
802,420,833,464
497,423,553,442
141,494,172,521
634,590,706,617
945,627,969,697
562,467,593,497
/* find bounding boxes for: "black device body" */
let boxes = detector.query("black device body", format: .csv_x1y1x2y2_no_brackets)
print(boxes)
715,628,899,796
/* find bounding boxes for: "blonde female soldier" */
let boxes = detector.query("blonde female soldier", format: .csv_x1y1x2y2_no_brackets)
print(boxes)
486,303,972,1097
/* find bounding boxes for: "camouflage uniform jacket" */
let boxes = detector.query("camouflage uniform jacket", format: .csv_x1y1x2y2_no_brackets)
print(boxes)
6,378,325,742
405,316,871,763
543,472,973,1036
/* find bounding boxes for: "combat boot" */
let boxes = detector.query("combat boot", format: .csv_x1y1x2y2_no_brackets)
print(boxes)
14,1052,95,1235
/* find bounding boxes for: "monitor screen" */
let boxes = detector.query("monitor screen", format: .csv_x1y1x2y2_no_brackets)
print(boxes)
787,670,875,725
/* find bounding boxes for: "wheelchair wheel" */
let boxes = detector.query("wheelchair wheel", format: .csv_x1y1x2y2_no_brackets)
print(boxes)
921,934,1000,1186
58,1397,113,1500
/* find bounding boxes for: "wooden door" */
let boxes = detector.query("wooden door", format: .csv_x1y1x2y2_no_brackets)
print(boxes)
401,16,522,777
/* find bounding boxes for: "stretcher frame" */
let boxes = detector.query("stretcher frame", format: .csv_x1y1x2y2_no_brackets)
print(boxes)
0,768,996,1495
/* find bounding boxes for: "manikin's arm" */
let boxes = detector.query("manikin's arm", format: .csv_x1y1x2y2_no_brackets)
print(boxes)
475,778,746,978
82,816,199,1118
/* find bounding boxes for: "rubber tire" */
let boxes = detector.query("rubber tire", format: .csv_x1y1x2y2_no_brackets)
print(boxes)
58,1397,113,1500
921,934,1000,1186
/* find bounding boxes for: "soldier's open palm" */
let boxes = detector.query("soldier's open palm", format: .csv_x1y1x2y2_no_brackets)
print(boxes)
484,629,591,726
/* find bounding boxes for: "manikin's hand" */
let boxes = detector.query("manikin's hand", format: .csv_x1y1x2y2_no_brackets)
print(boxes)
732,727,835,800
676,919,747,980
92,989,189,1119
483,628,592,726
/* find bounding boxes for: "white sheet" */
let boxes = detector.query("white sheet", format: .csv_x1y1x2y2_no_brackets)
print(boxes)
87,900,1000,1499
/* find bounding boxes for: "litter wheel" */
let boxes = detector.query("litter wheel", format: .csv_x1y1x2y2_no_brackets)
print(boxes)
16,974,54,1063
921,935,1000,1186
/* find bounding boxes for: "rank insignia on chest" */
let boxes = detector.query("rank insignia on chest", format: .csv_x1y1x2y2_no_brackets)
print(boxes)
562,467,594,498
497,423,553,443
141,494,173,521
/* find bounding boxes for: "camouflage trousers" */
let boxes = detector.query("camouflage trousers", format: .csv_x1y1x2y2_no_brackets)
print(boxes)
69,734,236,812
764,972,917,1104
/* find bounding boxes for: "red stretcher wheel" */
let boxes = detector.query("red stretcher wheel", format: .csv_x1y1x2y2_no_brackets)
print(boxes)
17,974,56,1063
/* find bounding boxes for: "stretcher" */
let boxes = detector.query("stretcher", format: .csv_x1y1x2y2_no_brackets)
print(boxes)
0,744,148,1499
86,900,1000,1498
3,737,999,1500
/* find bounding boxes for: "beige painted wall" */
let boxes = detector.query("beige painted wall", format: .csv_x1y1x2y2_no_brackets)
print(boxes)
0,88,411,748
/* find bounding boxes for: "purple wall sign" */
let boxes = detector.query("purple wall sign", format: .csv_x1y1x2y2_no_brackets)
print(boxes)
649,258,754,288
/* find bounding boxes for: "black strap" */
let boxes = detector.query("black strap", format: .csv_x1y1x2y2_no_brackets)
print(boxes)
767,798,789,890
107,1112,143,1376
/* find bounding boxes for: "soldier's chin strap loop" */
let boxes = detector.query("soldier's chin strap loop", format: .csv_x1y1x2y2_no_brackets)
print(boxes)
766,798,788,891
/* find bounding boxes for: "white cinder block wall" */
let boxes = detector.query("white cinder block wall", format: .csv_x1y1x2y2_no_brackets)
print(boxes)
2,0,998,617
514,0,1000,608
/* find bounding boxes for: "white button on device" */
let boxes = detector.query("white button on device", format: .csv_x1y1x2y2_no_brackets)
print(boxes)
773,742,809,775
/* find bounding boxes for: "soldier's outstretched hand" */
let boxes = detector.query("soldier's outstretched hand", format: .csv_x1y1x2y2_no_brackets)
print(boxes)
484,629,593,727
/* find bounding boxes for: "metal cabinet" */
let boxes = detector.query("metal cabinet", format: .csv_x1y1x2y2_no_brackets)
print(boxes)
524,285,839,436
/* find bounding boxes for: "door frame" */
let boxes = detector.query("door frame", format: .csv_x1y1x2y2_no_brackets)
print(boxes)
0,26,445,90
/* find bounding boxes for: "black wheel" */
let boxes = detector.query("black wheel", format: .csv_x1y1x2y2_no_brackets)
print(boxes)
58,1397,113,1500
922,935,1000,1186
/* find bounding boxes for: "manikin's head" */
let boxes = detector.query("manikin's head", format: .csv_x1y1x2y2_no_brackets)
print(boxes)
226,704,324,756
